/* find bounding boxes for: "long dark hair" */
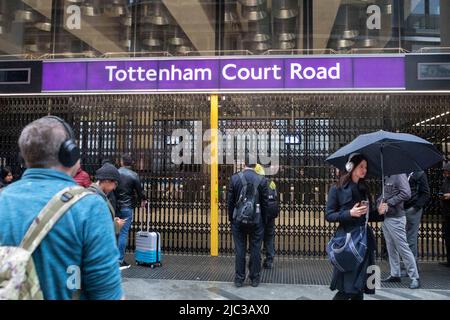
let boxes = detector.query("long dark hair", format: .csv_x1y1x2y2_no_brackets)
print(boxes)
336,154,368,189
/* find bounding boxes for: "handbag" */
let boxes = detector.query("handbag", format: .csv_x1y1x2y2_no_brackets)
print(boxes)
326,202,369,272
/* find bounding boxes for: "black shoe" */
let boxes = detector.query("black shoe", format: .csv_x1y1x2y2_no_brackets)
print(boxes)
250,279,260,287
439,262,450,267
119,261,130,270
234,280,243,288
409,278,420,289
263,261,273,269
381,276,402,283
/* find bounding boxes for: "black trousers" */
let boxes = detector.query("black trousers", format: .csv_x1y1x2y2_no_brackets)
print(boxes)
231,221,264,282
263,218,275,263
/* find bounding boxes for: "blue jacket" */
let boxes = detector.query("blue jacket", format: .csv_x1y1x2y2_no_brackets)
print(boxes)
0,168,123,300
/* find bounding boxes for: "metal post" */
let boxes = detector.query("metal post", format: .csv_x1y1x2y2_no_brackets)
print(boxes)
210,94,219,256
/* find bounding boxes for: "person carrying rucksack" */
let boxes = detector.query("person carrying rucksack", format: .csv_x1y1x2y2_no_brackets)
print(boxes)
255,164,279,270
0,116,123,300
227,160,270,288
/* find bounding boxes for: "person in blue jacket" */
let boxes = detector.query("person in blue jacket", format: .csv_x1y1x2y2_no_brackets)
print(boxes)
326,153,382,300
0,116,123,300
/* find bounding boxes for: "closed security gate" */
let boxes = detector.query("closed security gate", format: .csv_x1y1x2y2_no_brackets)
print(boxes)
0,94,448,260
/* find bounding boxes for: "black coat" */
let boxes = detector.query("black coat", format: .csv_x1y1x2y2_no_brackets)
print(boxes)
441,177,450,216
116,167,146,208
326,181,382,295
405,171,431,210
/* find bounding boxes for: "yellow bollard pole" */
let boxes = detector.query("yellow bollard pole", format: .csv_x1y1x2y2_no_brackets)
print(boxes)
210,94,219,256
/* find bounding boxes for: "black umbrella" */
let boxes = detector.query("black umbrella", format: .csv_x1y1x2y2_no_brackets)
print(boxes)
326,130,443,198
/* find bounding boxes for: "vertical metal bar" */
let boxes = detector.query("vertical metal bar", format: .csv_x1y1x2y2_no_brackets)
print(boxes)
210,94,219,256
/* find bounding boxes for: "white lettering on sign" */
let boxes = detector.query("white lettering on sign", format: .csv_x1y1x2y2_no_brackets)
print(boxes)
222,64,282,81
290,63,340,80
105,65,212,82
104,62,343,83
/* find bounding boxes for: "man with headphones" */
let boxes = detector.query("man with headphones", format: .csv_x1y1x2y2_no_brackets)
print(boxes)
0,116,124,299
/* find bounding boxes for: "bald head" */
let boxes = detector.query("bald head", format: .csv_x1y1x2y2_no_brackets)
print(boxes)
18,117,70,168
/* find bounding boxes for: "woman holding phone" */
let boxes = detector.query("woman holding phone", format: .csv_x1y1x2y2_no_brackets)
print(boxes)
326,153,381,300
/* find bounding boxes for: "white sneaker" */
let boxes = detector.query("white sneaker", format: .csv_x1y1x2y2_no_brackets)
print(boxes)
119,261,131,270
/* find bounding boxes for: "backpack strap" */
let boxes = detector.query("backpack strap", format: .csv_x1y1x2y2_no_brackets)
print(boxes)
238,172,248,189
20,186,94,254
238,171,263,202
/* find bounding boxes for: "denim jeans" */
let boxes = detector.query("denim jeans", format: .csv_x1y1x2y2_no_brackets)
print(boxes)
231,221,264,282
263,218,275,263
117,207,133,262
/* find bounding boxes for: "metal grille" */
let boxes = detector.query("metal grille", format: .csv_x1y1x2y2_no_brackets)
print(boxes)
0,93,448,260
218,94,450,260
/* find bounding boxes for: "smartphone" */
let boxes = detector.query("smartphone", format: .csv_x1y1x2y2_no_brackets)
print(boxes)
437,192,444,198
360,200,369,207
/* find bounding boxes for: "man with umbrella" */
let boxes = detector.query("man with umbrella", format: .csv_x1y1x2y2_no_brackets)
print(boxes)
327,130,443,290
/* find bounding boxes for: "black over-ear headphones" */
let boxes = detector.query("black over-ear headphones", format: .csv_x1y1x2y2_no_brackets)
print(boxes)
45,116,80,167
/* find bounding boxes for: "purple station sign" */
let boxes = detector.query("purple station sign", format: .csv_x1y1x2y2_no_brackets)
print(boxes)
42,56,405,92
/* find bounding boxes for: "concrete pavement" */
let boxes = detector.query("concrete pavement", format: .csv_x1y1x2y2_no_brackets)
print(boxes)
122,278,450,300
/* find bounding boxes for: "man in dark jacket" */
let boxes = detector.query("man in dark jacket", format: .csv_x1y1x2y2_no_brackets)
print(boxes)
227,161,270,287
404,171,430,260
116,154,147,267
440,162,450,267
255,164,279,270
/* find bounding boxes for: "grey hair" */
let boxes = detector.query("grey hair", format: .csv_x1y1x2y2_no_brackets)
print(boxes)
18,117,69,168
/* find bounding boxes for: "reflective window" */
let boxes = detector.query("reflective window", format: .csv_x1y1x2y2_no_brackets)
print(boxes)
401,0,441,51
0,0,53,57
0,0,447,58
222,0,303,54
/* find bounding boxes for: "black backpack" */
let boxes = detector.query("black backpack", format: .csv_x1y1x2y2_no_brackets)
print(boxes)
266,180,280,220
233,172,261,225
